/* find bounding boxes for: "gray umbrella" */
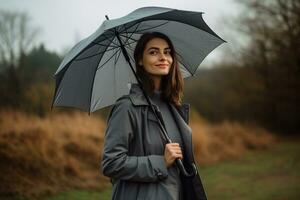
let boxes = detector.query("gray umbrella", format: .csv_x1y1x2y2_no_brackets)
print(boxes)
52,6,225,177
52,6,225,112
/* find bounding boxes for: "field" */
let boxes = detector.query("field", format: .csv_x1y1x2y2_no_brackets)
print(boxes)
1,110,297,200
41,139,300,200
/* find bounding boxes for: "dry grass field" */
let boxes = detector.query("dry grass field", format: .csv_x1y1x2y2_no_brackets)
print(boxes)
0,109,276,198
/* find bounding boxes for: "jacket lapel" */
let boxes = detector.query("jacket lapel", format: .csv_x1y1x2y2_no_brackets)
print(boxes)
168,103,194,162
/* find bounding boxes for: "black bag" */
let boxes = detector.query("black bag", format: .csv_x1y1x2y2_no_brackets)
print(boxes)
180,161,207,200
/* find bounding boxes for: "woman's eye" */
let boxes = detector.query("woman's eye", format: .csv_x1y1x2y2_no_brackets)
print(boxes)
164,50,171,55
149,51,157,55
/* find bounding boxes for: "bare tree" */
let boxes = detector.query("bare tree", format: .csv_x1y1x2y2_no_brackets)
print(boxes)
0,10,39,108
0,10,39,70
234,0,300,132
237,0,300,69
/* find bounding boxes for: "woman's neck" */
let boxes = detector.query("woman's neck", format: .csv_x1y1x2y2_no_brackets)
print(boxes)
151,75,162,91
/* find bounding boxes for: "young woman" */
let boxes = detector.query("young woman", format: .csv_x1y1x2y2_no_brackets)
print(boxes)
101,32,207,200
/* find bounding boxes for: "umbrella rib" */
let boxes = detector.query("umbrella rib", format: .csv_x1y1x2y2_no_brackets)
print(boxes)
125,45,136,64
113,22,141,54
74,33,119,62
123,24,131,43
128,51,135,64
102,33,120,47
120,21,141,36
74,46,120,61
94,31,114,41
114,48,122,66
92,30,117,46
119,37,138,48
119,34,139,43
95,30,119,48
125,45,134,53
96,49,120,71
92,41,119,49
120,22,141,46
88,30,117,113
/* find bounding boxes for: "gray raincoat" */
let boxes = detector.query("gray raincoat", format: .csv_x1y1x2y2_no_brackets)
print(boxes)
101,84,207,200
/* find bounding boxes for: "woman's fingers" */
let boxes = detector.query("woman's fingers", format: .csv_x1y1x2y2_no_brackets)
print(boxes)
166,143,181,148
166,143,182,151
164,143,183,167
167,143,180,147
167,145,182,152
172,147,182,151
169,147,183,159
172,152,183,160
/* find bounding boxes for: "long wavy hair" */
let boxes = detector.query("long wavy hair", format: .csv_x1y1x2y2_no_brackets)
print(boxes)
133,32,184,106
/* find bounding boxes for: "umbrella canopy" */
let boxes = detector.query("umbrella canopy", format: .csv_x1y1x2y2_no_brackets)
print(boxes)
52,6,225,113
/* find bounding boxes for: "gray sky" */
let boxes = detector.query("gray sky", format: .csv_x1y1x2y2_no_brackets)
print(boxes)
0,0,239,64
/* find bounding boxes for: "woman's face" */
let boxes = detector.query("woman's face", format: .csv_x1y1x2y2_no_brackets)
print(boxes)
139,37,173,77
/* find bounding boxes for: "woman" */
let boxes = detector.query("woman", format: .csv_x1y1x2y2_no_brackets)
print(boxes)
101,32,207,200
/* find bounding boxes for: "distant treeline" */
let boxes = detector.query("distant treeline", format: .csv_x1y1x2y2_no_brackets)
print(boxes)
184,66,300,134
0,44,62,116
1,0,299,134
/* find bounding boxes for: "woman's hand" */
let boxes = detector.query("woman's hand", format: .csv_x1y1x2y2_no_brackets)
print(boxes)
164,143,183,168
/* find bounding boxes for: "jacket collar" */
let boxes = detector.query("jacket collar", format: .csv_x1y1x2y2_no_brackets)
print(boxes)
128,83,190,124
128,83,149,106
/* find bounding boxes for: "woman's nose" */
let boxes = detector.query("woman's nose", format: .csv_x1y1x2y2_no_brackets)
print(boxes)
158,52,166,60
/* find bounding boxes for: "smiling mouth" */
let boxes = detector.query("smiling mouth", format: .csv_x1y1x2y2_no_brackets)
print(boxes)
155,64,169,68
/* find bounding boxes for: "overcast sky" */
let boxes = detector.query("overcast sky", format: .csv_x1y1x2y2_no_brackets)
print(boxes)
0,0,240,64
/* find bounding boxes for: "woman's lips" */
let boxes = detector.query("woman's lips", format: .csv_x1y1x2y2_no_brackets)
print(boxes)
155,64,169,68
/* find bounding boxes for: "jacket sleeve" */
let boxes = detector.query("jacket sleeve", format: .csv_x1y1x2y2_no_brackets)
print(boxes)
101,98,168,182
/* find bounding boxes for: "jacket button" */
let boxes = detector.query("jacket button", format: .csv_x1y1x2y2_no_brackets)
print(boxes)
157,172,164,180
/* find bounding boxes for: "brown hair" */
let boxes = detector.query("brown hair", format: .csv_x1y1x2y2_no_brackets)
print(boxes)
133,32,184,106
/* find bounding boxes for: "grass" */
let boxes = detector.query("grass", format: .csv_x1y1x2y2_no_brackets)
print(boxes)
33,139,299,200
202,139,300,200
0,109,275,197
42,188,112,200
